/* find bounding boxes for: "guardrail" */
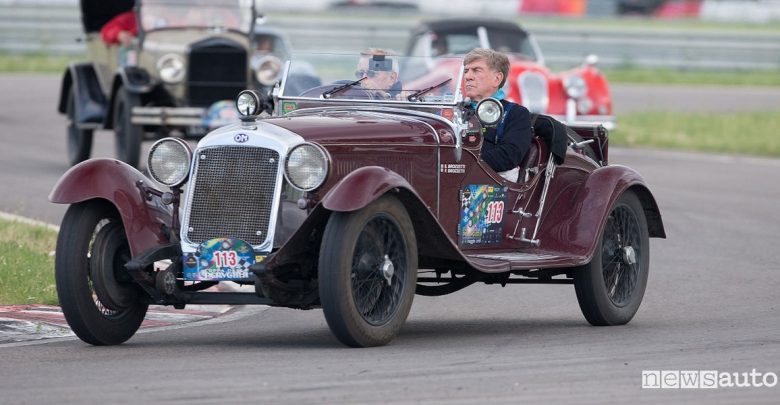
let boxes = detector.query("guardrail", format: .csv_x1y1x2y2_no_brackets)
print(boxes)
1,4,779,70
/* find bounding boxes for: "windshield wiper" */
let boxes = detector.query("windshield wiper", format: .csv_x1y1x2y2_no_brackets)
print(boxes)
406,78,452,102
322,77,366,99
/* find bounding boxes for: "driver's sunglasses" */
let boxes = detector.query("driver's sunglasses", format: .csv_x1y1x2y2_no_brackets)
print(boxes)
355,69,378,79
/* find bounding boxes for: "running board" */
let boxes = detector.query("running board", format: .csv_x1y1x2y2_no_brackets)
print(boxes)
466,251,588,273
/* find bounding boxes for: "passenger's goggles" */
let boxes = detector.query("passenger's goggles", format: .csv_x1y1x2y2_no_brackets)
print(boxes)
355,69,381,78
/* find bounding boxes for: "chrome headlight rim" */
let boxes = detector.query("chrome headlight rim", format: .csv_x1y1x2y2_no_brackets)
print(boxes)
253,54,283,86
147,137,192,187
156,53,185,84
563,74,587,99
236,89,262,117
476,97,504,126
283,142,329,192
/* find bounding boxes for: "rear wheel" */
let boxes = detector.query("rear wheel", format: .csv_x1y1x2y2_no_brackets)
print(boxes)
319,195,417,347
574,190,649,325
65,86,93,166
113,87,143,168
55,201,147,345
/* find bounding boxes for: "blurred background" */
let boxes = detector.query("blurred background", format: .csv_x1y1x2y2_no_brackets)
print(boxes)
1,0,779,71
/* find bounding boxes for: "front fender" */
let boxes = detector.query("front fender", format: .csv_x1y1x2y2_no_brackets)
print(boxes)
57,63,107,126
544,165,665,264
321,166,418,212
105,66,154,129
49,159,173,256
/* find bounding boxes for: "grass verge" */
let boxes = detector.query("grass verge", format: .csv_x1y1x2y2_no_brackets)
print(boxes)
612,111,780,157
0,218,59,305
603,67,780,87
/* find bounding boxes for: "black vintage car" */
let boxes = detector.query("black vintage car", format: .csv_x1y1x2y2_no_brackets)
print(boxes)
58,0,286,168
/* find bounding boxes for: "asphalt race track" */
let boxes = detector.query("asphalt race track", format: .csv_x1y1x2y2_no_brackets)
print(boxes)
0,74,778,403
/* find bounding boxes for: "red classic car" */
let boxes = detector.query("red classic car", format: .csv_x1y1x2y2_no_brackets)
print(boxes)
405,18,614,129
50,52,663,348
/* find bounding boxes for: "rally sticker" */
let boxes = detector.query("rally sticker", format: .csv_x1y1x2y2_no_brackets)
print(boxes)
183,238,256,281
458,185,508,246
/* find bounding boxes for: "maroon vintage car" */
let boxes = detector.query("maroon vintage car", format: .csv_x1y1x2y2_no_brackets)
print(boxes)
50,52,664,348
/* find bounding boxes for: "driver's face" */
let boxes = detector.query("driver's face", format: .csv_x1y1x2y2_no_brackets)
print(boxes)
463,58,503,101
356,57,397,91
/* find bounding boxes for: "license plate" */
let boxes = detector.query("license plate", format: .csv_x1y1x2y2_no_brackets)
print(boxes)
183,238,257,281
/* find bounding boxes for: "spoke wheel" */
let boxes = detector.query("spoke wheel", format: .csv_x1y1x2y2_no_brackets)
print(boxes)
65,87,93,166
574,190,649,326
113,88,143,168
55,201,147,345
319,195,417,347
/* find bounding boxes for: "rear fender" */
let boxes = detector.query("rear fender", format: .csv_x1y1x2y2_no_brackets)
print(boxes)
544,165,665,264
57,63,107,127
49,159,173,256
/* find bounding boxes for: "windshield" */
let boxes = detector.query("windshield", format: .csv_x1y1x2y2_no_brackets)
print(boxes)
139,0,254,33
279,52,465,106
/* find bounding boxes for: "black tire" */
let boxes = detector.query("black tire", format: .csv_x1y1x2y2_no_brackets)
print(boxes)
65,86,93,166
55,201,148,345
113,88,143,168
574,190,649,326
319,195,417,347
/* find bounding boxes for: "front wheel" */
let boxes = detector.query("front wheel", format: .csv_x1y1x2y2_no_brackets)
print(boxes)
319,195,417,347
574,190,649,326
113,87,143,168
55,201,148,345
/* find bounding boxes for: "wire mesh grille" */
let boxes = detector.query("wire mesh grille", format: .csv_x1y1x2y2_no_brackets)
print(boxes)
185,146,279,246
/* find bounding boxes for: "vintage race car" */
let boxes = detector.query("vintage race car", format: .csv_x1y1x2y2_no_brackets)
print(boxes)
405,18,614,129
50,52,664,347
57,0,289,168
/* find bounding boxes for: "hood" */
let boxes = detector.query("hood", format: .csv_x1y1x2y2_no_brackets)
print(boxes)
264,109,445,146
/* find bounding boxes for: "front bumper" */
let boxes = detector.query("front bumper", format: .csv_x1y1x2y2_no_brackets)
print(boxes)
132,106,206,126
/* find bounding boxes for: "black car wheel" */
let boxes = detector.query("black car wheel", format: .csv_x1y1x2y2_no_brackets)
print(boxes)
65,86,93,166
319,195,417,347
574,190,649,325
55,201,148,345
113,87,143,168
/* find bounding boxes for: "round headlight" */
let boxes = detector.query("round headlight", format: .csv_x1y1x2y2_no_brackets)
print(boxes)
284,143,328,191
156,54,185,84
148,138,192,187
236,90,261,116
476,98,503,126
563,75,587,99
253,55,283,86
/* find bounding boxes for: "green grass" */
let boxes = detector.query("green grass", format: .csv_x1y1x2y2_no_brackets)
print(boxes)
612,111,780,157
0,52,74,74
0,219,59,305
604,67,780,86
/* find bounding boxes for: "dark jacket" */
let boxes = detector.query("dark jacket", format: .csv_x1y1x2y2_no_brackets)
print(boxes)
480,100,532,172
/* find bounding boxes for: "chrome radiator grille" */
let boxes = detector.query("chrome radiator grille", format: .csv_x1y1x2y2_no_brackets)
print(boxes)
185,146,280,246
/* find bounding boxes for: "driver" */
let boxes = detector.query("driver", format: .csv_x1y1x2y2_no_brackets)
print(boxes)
355,48,399,100
463,48,532,182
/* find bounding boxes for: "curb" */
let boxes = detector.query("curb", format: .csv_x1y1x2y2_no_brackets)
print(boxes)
0,303,233,346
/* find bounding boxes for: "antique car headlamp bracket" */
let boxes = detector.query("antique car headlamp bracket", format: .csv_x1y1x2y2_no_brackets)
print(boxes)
147,137,192,187
476,98,503,127
284,143,329,192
